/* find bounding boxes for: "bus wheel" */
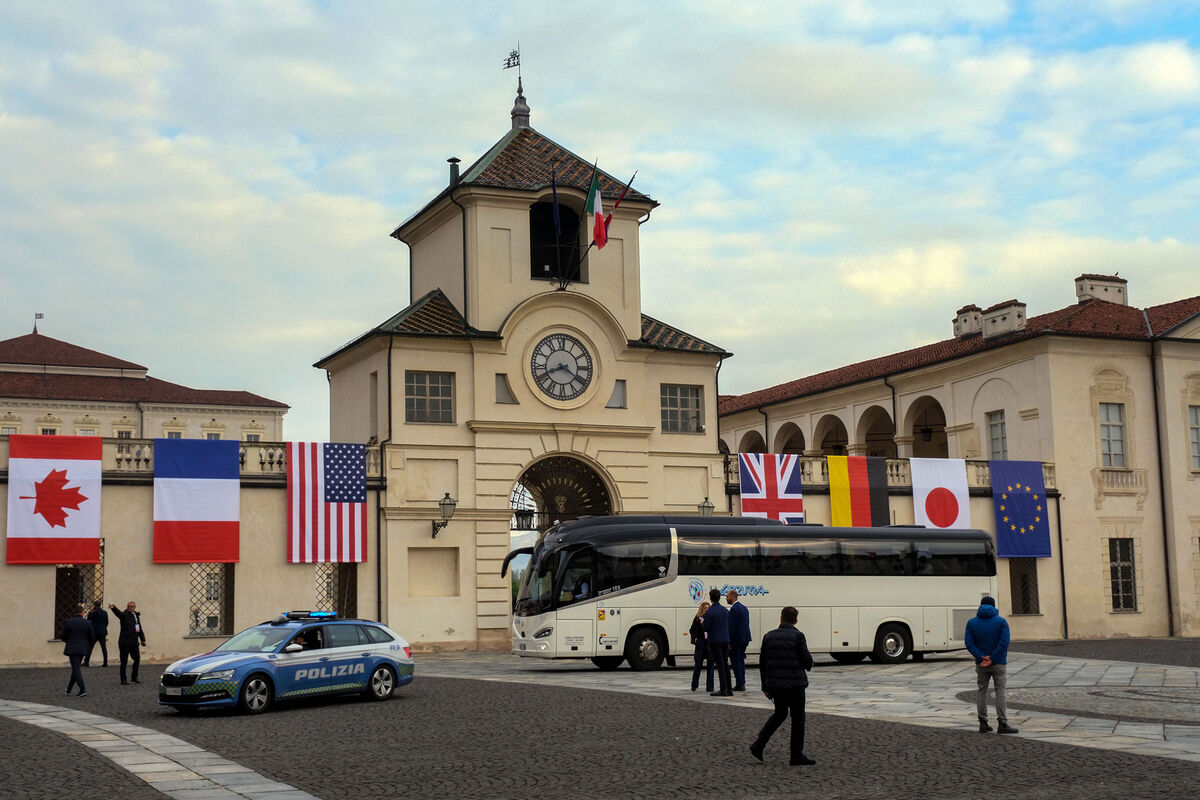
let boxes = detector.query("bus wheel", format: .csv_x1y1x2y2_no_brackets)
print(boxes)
869,624,912,664
625,629,666,671
831,652,867,665
591,656,623,671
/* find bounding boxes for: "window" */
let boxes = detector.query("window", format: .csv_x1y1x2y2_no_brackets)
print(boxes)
167,431,183,439
1108,538,1137,612
495,373,518,405
405,371,454,423
661,384,702,433
1,426,16,435
206,432,221,440
244,434,260,442
841,540,914,576
1190,406,1200,471
759,538,839,576
189,563,234,635
594,538,672,595
606,379,627,409
1099,402,1126,467
77,429,97,436
1009,558,1040,615
116,430,133,439
53,541,104,639
40,428,58,435
315,562,358,617
678,534,757,575
987,410,1007,459
529,201,582,283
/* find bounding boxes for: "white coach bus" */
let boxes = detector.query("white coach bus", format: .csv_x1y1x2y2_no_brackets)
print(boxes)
502,515,997,670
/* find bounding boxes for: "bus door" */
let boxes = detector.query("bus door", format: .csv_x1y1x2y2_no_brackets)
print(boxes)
554,548,596,656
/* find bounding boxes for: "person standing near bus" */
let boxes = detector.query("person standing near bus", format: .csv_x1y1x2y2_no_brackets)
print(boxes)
750,605,815,765
689,601,712,692
703,588,732,697
964,595,1018,734
726,589,751,691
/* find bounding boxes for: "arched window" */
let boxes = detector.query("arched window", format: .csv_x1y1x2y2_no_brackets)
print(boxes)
530,202,582,283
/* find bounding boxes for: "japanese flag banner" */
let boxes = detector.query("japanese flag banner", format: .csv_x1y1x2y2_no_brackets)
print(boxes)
910,457,971,529
6,435,102,564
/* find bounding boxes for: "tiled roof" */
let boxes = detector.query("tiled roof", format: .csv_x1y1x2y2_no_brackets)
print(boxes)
0,332,145,370
463,127,653,201
0,372,288,408
719,296,1200,416
636,315,728,355
378,289,475,337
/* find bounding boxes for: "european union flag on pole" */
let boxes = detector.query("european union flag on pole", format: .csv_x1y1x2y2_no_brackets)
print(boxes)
989,460,1052,558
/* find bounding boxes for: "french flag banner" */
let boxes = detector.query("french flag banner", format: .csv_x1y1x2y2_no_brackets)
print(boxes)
6,435,102,564
153,439,240,563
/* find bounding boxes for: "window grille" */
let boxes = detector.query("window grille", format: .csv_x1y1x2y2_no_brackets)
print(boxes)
1008,558,1039,615
315,562,358,617
405,371,454,423
1099,402,1126,467
661,384,702,433
189,563,234,635
1108,538,1137,612
53,540,104,639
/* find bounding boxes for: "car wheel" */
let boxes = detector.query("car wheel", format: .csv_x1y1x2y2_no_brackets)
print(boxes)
830,652,868,665
625,629,666,671
869,623,912,664
366,665,395,701
590,656,623,671
238,674,273,714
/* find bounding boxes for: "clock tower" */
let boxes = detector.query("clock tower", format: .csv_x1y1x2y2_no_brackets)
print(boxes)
317,82,729,652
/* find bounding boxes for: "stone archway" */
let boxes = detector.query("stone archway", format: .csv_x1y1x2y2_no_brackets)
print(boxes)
512,455,613,531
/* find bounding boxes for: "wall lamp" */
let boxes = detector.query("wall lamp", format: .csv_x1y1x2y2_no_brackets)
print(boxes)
432,492,457,538
697,496,714,516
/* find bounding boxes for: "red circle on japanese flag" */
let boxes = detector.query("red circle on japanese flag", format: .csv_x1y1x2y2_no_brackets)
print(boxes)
925,487,959,528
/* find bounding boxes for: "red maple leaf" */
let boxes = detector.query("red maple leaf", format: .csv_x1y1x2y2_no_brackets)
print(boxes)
19,468,90,528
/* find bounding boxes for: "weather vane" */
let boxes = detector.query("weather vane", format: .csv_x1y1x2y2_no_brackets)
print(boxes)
503,45,521,77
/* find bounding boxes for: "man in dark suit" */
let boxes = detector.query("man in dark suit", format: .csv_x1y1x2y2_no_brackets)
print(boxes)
750,606,815,766
83,600,109,667
726,589,752,691
109,600,146,684
702,588,732,696
60,604,95,697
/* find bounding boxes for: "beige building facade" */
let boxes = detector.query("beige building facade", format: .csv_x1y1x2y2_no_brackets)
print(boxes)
317,86,729,651
719,275,1200,640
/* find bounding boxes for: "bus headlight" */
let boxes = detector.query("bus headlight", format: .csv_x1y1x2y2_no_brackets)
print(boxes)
533,627,554,639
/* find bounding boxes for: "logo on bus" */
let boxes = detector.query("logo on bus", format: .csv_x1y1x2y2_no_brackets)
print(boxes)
719,584,770,597
687,579,705,603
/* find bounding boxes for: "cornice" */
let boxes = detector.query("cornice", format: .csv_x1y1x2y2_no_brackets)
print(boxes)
466,420,655,438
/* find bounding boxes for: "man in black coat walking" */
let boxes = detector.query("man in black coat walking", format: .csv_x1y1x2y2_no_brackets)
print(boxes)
750,606,815,766
83,600,109,667
109,601,146,684
60,605,95,697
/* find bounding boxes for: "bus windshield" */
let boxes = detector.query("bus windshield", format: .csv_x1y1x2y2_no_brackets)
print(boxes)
514,549,561,616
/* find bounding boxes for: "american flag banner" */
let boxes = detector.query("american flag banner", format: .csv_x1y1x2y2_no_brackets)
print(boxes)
738,453,806,523
287,442,368,563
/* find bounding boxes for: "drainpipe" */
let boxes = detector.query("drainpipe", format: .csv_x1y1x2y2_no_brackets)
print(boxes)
757,407,769,451
1054,494,1069,639
376,333,395,623
882,374,899,451
715,357,729,513
1146,324,1175,637
447,158,469,326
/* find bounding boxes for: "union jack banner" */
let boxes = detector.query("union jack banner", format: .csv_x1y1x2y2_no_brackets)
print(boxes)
738,453,806,523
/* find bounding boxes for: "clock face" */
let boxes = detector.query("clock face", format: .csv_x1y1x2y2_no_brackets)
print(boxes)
530,333,593,401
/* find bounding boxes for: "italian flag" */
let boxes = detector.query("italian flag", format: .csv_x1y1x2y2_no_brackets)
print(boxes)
586,166,607,249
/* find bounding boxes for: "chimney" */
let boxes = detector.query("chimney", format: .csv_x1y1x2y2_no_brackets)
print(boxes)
1075,274,1127,305
953,304,983,338
982,300,1027,339
448,157,460,188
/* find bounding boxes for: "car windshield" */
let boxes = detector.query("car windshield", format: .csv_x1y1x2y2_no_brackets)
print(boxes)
514,550,561,616
214,626,295,653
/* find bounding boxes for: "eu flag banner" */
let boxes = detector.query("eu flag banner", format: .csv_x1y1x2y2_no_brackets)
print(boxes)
989,460,1051,558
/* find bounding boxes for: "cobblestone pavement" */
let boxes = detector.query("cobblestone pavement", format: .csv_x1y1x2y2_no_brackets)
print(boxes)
2,642,1200,800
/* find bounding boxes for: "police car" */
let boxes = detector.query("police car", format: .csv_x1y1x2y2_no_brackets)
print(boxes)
158,611,414,714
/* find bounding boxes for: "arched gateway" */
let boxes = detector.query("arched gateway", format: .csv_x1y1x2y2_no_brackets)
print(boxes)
514,455,613,531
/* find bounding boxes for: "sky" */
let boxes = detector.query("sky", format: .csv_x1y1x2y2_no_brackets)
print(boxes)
2,0,1199,441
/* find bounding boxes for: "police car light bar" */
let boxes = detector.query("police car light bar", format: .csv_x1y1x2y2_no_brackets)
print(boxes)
283,610,338,620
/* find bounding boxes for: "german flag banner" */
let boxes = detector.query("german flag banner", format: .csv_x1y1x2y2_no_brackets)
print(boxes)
827,456,889,527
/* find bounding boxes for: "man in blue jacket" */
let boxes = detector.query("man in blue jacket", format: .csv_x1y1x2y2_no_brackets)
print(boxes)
726,589,752,691
702,588,732,696
964,595,1018,734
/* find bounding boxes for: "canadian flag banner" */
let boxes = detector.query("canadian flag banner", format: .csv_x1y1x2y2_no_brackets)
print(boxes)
910,457,971,529
6,435,103,564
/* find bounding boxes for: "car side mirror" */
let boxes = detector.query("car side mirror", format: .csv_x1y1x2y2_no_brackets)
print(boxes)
284,643,303,653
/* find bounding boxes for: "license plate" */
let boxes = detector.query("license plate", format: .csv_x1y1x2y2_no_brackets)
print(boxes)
165,687,182,696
